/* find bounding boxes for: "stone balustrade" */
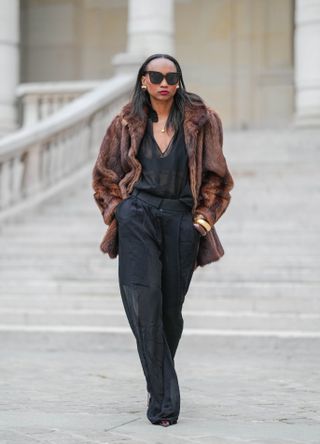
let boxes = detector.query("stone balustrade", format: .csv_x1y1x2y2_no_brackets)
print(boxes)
0,74,135,222
16,81,103,127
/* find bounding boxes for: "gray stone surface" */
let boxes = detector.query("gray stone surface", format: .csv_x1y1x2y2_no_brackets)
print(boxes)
1,333,320,443
0,128,320,443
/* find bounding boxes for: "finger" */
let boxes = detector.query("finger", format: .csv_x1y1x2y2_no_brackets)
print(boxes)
193,223,206,236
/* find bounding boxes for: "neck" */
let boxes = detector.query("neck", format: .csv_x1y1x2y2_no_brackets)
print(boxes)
150,97,173,120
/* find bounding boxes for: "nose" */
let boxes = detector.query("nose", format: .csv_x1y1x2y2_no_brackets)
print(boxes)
160,77,169,87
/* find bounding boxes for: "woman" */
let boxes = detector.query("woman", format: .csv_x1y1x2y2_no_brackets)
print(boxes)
92,54,234,427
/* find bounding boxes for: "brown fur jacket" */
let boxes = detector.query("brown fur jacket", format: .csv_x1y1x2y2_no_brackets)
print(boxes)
92,100,234,268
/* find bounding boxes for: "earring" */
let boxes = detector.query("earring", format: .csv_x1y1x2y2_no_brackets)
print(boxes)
141,85,147,90
176,85,180,89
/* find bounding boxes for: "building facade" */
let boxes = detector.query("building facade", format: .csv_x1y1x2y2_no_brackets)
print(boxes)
1,0,320,133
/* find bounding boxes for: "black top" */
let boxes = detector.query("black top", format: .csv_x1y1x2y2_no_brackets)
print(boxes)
133,116,194,208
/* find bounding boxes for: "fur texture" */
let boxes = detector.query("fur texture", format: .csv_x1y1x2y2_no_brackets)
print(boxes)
92,100,234,268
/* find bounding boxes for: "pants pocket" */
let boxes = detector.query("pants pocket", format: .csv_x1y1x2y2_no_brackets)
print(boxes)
179,212,200,297
115,196,132,219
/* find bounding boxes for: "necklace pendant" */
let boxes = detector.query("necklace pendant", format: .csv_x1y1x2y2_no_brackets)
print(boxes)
161,128,165,133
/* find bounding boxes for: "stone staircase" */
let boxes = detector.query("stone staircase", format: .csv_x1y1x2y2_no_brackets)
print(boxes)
0,128,319,337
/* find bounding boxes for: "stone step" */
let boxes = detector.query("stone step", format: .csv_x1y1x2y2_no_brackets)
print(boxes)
1,129,319,338
0,261,318,272
2,225,319,236
1,229,319,240
0,277,319,288
1,292,319,313
0,246,318,257
1,282,320,309
0,269,319,282
0,308,319,332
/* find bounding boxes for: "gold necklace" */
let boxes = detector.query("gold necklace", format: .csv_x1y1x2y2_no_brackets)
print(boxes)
159,120,167,133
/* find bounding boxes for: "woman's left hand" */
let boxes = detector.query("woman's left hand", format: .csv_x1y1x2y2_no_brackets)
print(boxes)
193,223,207,236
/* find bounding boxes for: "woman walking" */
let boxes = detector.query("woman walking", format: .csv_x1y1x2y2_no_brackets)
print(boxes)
92,54,234,427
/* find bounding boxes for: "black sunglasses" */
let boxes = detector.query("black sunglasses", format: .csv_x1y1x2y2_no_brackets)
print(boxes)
144,71,180,85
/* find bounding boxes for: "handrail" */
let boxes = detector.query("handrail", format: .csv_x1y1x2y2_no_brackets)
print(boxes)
16,80,103,97
0,73,135,220
17,80,104,126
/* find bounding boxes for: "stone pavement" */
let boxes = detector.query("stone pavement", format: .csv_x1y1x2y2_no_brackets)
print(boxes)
0,128,320,443
1,333,320,444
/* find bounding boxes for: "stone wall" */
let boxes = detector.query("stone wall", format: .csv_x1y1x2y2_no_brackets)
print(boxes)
20,0,127,82
20,0,294,129
175,0,294,128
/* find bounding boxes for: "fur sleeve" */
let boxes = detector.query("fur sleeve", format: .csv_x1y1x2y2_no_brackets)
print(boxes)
92,114,124,225
195,109,234,227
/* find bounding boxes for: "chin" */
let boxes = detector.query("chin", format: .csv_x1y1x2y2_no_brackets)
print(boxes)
153,94,175,101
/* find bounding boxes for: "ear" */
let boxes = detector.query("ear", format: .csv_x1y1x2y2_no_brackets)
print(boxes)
141,74,148,86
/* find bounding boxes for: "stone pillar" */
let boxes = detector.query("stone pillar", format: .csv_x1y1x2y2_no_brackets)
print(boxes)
0,0,19,135
112,0,175,73
294,0,320,126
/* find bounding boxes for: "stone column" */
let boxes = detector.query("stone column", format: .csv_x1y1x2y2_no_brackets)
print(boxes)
0,0,19,135
294,0,320,126
112,0,174,73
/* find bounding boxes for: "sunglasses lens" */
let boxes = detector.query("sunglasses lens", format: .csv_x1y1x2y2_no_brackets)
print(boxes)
149,72,163,84
147,71,180,85
167,73,180,85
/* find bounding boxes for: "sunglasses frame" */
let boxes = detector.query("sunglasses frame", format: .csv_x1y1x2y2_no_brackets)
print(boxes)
144,71,180,85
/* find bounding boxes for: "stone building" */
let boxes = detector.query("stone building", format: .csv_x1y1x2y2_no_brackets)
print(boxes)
1,0,319,135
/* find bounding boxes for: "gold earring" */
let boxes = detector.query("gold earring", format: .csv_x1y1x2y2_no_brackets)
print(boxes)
141,85,147,90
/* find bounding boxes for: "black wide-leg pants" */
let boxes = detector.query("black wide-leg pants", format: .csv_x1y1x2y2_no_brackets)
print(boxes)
115,191,200,424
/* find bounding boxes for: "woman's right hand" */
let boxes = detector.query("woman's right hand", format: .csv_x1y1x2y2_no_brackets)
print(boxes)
193,223,207,236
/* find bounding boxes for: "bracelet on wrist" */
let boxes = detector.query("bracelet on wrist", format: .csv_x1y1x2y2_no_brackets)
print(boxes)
194,217,211,232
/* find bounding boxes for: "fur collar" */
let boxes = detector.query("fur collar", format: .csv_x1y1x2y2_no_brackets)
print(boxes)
119,99,209,136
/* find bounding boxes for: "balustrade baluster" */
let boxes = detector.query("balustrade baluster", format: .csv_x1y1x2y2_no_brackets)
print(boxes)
40,95,51,120
0,160,11,209
51,139,59,182
21,144,42,197
41,143,51,187
11,156,23,203
78,125,86,164
23,95,39,127
47,141,55,187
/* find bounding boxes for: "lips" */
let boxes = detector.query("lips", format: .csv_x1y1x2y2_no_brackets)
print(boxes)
159,91,169,95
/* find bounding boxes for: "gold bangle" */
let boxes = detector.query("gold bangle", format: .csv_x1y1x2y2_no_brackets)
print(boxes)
195,217,211,232
195,213,207,221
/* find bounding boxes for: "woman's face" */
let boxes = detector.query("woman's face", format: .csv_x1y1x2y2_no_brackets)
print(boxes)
141,58,179,103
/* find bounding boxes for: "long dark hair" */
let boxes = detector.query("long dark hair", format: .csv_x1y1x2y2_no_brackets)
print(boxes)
130,53,204,132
